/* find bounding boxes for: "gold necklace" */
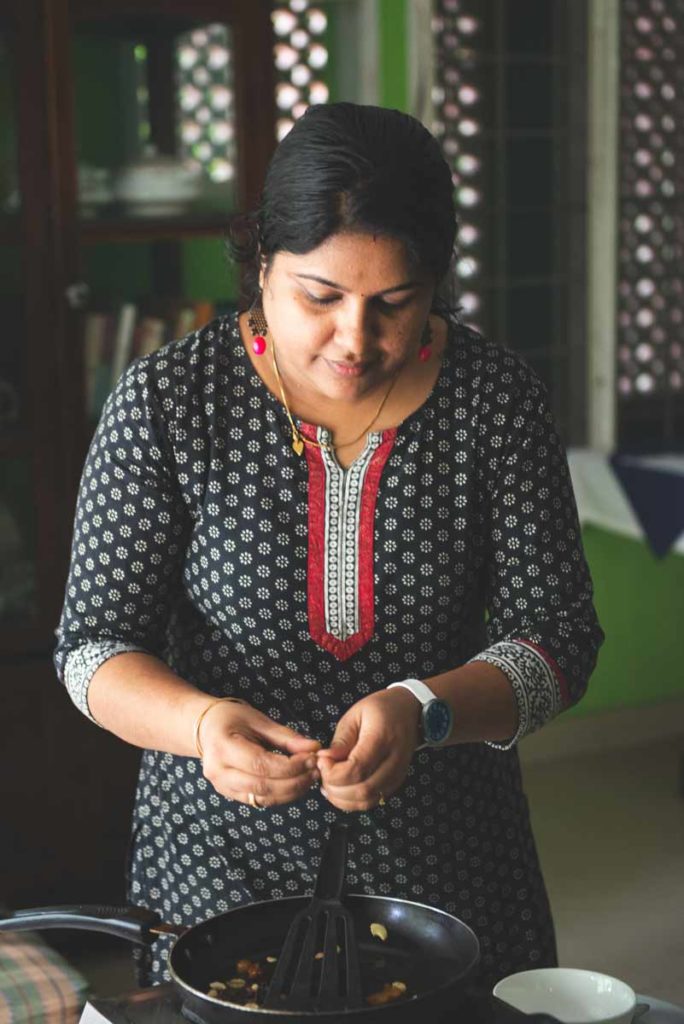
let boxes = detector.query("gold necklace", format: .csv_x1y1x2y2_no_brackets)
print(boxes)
269,343,401,457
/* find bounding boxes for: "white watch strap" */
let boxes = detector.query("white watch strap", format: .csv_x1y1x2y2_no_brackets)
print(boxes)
387,678,436,706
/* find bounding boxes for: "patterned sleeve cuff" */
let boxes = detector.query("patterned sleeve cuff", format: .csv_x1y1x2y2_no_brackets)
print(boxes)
467,639,567,749
63,640,149,724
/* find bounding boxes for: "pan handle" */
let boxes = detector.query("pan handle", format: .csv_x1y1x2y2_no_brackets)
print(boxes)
0,905,162,944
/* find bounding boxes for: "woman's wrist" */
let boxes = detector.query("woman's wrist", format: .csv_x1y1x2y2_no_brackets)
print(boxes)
194,696,246,760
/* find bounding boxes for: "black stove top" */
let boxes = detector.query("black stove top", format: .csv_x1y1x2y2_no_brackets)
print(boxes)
79,984,535,1024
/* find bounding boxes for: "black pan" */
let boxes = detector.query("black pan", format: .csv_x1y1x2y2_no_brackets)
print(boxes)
0,894,480,1023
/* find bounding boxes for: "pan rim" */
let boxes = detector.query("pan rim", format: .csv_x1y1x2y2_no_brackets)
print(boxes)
169,893,481,1018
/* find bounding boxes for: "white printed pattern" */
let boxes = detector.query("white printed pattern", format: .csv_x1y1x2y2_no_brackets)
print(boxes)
469,639,563,750
320,428,382,642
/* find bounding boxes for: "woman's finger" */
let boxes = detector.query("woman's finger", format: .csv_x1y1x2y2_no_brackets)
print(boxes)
319,782,387,813
209,764,320,807
319,755,403,812
251,711,322,756
210,732,318,780
317,724,387,787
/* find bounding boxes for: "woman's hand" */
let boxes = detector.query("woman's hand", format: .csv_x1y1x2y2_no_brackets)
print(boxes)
316,689,421,811
199,701,321,808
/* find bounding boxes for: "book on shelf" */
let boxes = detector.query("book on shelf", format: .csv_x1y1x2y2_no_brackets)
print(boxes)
192,300,216,329
83,311,108,420
110,302,137,388
132,315,167,358
82,297,231,421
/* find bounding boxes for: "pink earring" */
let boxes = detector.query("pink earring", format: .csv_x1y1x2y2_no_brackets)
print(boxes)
418,322,432,362
247,304,268,357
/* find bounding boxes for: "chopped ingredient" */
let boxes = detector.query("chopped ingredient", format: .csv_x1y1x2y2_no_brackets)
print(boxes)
209,981,226,990
366,982,407,1006
370,922,388,941
314,951,325,960
265,956,278,963
228,978,247,989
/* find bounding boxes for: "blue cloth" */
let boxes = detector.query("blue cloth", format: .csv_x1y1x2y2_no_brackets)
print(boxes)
611,455,684,558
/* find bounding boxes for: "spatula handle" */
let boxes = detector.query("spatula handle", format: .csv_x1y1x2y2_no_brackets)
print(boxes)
314,822,349,901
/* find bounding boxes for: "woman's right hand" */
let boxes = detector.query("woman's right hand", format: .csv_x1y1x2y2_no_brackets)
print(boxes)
197,700,321,808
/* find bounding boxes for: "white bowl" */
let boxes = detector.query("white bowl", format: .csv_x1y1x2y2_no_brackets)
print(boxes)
493,968,637,1024
114,147,203,209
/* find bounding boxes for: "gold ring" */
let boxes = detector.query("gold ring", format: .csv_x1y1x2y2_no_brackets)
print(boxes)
247,792,261,809
378,792,386,807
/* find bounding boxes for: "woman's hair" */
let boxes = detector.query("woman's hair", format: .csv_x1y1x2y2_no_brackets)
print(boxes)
228,102,460,320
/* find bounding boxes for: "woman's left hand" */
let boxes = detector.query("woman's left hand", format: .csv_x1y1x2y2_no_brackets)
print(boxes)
316,688,421,811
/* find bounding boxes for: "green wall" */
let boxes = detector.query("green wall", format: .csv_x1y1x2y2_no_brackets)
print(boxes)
379,0,409,111
572,527,684,715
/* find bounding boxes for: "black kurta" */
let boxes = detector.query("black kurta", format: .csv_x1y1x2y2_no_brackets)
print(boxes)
55,311,603,986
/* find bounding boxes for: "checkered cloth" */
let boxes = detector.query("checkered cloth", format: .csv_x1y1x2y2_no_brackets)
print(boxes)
0,932,89,1023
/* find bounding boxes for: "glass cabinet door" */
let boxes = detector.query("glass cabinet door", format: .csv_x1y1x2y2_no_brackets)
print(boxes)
69,9,259,432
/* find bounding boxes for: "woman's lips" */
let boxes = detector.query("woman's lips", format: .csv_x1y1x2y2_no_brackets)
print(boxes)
327,360,369,378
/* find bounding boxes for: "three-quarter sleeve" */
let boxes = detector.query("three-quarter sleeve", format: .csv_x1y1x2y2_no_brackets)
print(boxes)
468,359,604,747
54,355,190,722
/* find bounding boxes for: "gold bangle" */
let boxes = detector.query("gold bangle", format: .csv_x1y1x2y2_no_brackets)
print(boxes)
194,697,244,759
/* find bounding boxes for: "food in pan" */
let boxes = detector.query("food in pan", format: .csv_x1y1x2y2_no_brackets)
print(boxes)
206,945,409,1009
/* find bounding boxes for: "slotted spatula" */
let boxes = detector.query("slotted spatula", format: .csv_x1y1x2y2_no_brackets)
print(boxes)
263,822,363,1012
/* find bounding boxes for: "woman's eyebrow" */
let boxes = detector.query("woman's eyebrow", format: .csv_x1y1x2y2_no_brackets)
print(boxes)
292,273,419,295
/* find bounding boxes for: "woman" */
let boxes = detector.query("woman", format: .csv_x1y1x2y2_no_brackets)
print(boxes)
55,103,603,988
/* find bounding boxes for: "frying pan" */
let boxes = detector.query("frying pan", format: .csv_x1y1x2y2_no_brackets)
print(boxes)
0,894,480,1023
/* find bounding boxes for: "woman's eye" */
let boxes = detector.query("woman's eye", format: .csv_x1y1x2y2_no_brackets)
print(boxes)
305,292,338,306
375,296,411,312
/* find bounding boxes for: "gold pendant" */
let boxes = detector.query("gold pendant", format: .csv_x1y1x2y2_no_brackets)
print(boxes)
292,436,305,456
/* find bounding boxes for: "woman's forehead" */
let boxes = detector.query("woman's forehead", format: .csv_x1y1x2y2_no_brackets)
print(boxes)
269,232,429,292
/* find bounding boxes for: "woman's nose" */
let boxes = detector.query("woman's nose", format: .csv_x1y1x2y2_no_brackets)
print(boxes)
335,304,374,358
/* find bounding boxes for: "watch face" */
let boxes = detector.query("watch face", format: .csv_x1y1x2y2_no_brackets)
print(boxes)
422,699,452,745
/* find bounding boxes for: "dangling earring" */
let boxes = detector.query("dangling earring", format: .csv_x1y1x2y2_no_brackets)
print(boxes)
247,302,268,356
418,320,432,362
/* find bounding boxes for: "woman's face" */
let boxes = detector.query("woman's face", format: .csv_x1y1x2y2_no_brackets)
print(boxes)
259,231,436,403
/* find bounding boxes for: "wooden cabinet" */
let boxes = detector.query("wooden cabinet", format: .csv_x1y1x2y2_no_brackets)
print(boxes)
1,0,275,901
0,0,275,657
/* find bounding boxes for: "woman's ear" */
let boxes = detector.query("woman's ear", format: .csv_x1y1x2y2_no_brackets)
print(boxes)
258,254,268,293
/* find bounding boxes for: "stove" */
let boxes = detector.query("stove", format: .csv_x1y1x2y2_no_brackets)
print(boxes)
78,986,684,1024
78,984,529,1023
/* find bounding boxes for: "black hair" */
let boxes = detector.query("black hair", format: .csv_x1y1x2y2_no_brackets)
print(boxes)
227,102,461,321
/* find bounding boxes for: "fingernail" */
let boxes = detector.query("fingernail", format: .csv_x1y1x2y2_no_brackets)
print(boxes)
305,757,317,770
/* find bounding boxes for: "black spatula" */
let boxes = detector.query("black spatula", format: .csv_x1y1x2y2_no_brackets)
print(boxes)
263,822,363,1012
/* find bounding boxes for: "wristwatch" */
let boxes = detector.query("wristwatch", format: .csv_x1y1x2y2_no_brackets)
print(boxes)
387,678,453,748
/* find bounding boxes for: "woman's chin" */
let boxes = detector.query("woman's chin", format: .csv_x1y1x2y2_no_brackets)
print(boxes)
319,359,384,398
